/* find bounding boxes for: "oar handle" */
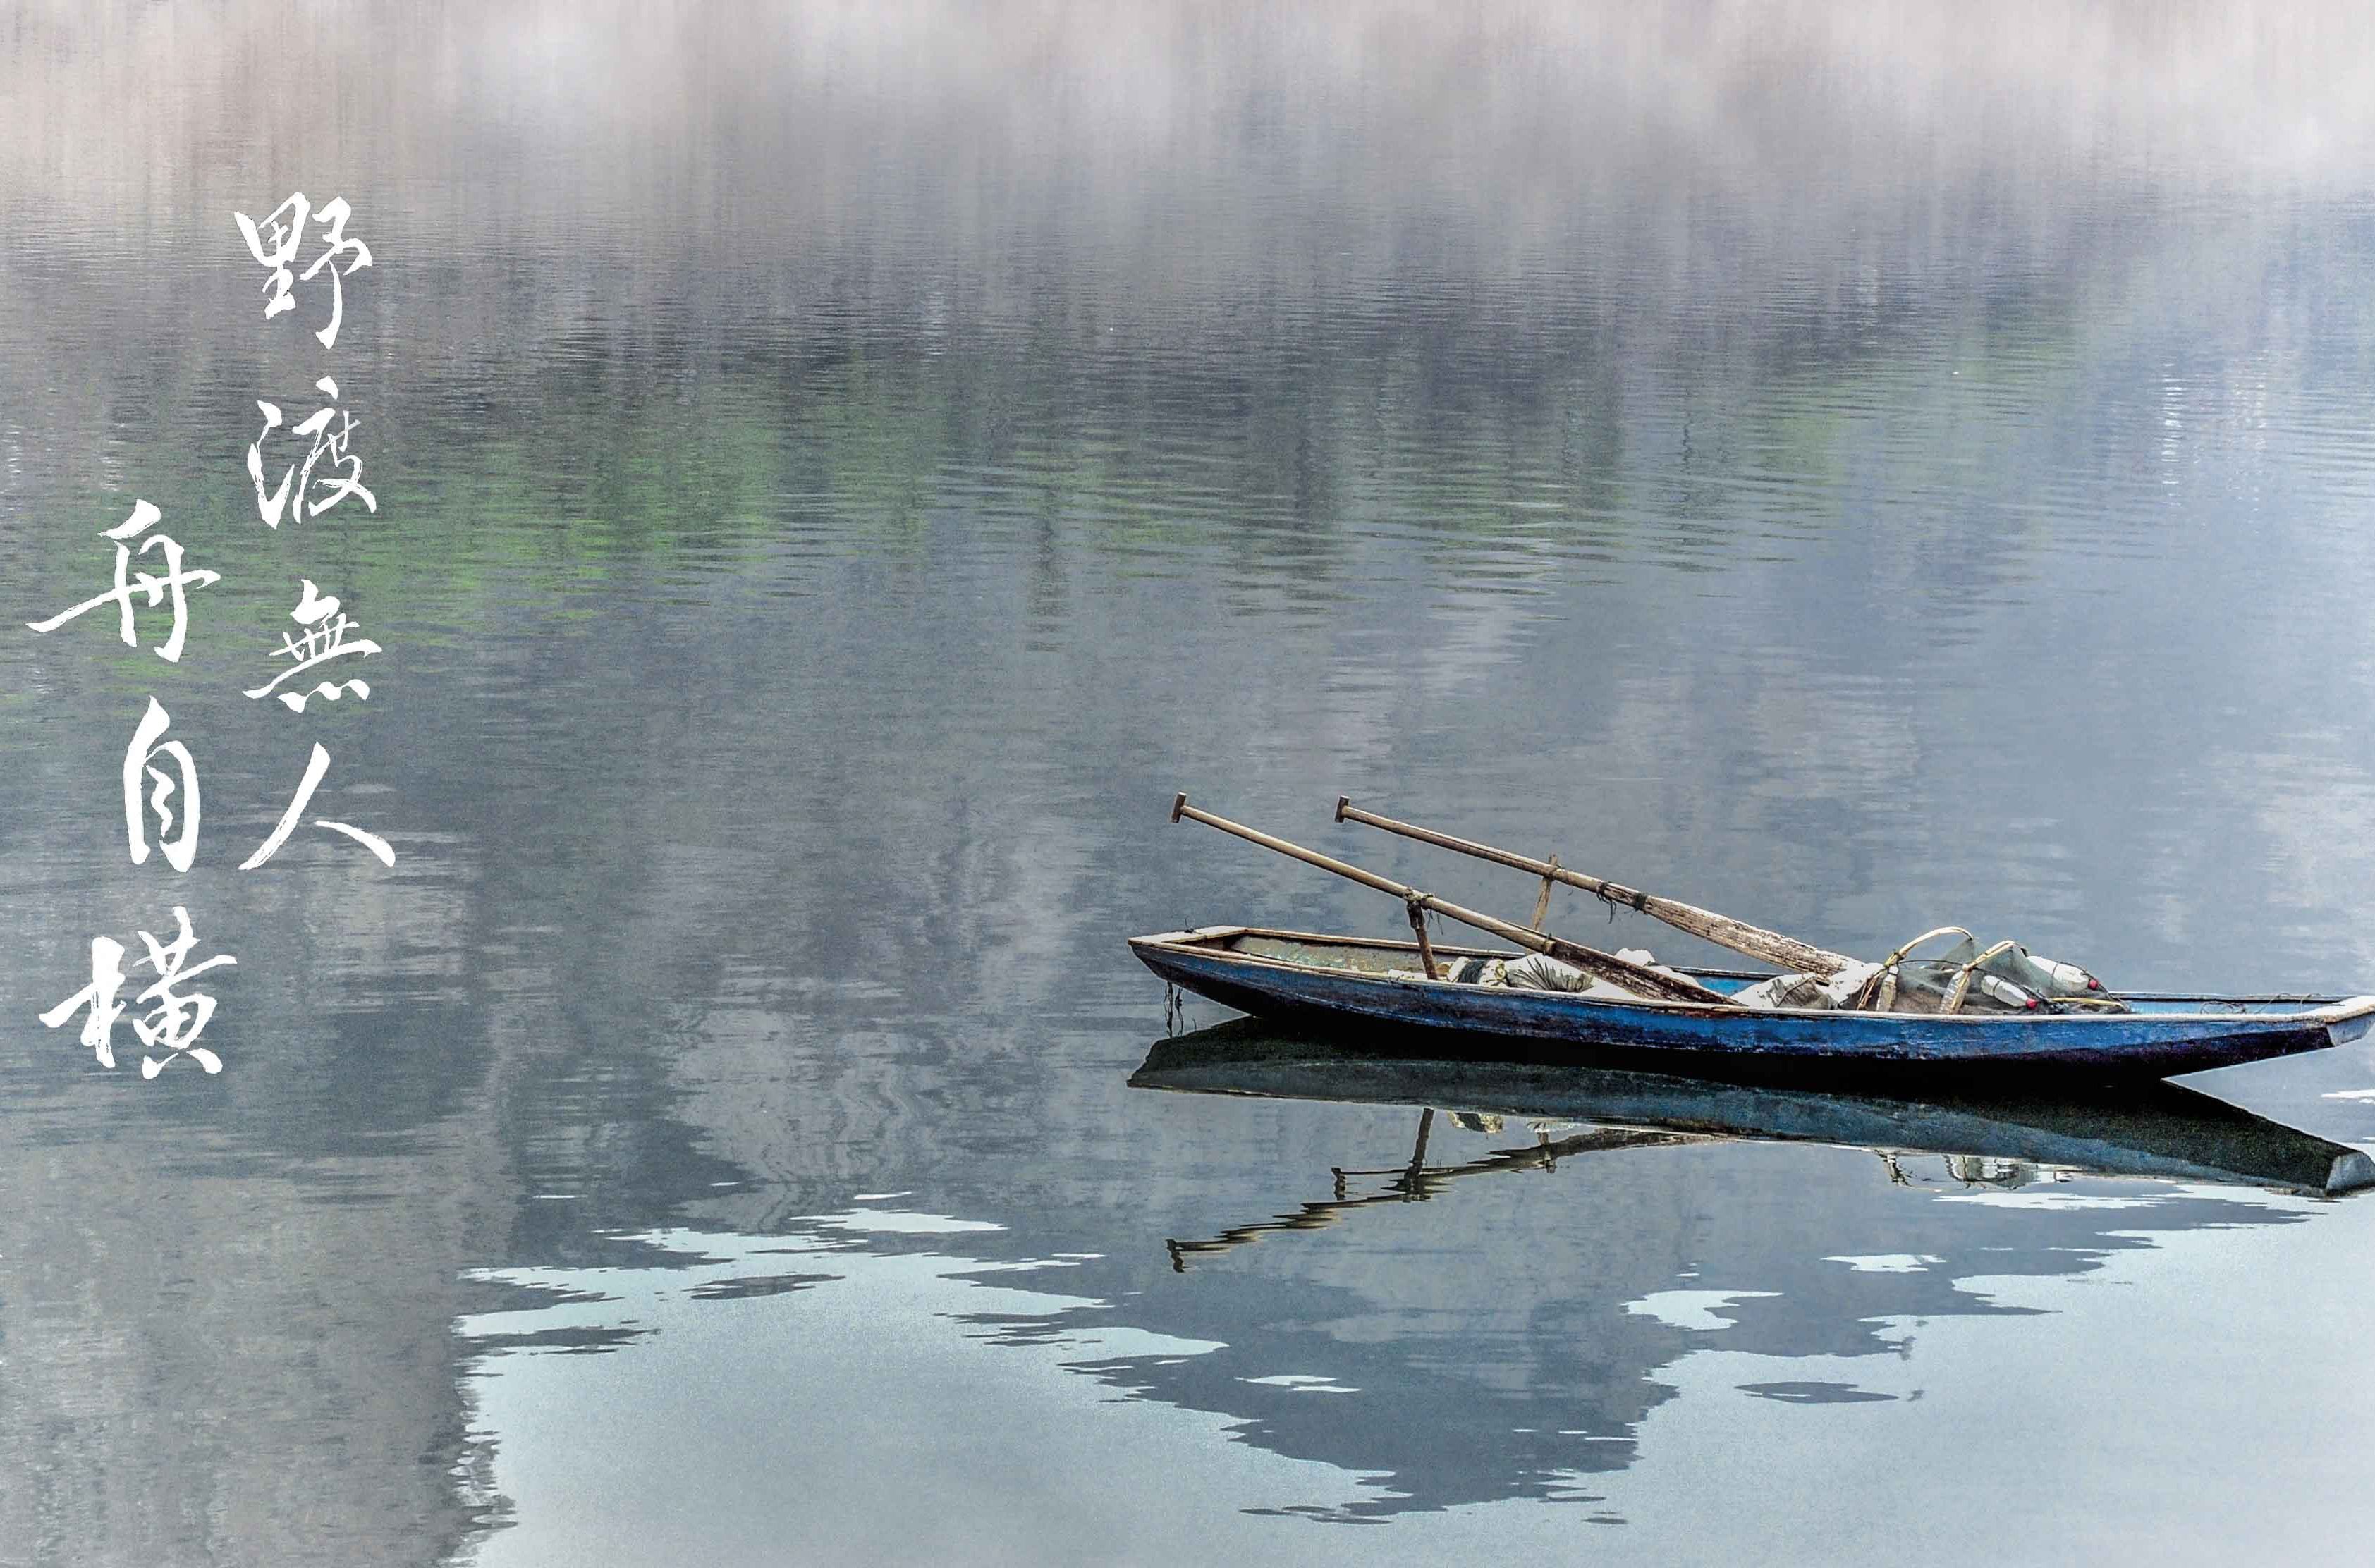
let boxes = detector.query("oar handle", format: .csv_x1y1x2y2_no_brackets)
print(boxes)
1337,796,1629,899
1176,795,1417,902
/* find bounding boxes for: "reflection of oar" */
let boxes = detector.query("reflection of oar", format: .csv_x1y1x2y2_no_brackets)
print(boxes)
1169,793,1733,1005
1164,1112,1707,1270
1336,796,1852,977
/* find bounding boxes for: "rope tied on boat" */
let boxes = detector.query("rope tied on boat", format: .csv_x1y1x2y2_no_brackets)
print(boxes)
1594,881,1652,915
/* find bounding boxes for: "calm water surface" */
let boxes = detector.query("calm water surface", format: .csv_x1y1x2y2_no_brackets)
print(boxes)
6,6,2375,1564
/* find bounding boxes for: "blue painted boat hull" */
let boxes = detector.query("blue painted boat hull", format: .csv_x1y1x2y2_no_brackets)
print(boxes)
1130,927,2375,1083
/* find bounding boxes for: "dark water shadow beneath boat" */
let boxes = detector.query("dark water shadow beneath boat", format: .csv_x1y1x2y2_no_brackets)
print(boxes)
1132,1018,2375,1203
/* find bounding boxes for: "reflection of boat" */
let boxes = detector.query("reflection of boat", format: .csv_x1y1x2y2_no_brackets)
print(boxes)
1129,927,2375,1082
1130,1019,2375,1206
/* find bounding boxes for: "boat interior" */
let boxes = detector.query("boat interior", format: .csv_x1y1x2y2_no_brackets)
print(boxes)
1148,926,2354,1016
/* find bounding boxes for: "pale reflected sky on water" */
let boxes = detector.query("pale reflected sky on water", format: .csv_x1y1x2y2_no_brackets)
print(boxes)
4,5,2375,1564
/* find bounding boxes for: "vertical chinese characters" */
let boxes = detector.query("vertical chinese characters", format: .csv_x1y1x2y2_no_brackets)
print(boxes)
240,583,394,870
30,192,396,1080
232,194,397,873
29,501,228,1070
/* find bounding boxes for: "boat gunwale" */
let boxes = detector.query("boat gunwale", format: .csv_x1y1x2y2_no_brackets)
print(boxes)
1127,926,2375,1024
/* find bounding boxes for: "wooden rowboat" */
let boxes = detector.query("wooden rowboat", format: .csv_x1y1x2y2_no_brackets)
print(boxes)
1129,926,2375,1082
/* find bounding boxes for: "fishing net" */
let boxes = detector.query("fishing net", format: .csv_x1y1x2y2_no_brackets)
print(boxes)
1735,927,2126,1014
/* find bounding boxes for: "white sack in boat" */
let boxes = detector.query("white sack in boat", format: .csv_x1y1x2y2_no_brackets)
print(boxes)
1498,952,1646,1000
1393,948,1701,1003
1733,960,1883,1011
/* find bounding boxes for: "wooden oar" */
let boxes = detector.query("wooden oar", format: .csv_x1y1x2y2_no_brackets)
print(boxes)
1168,794,1734,1005
1334,797,1855,978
